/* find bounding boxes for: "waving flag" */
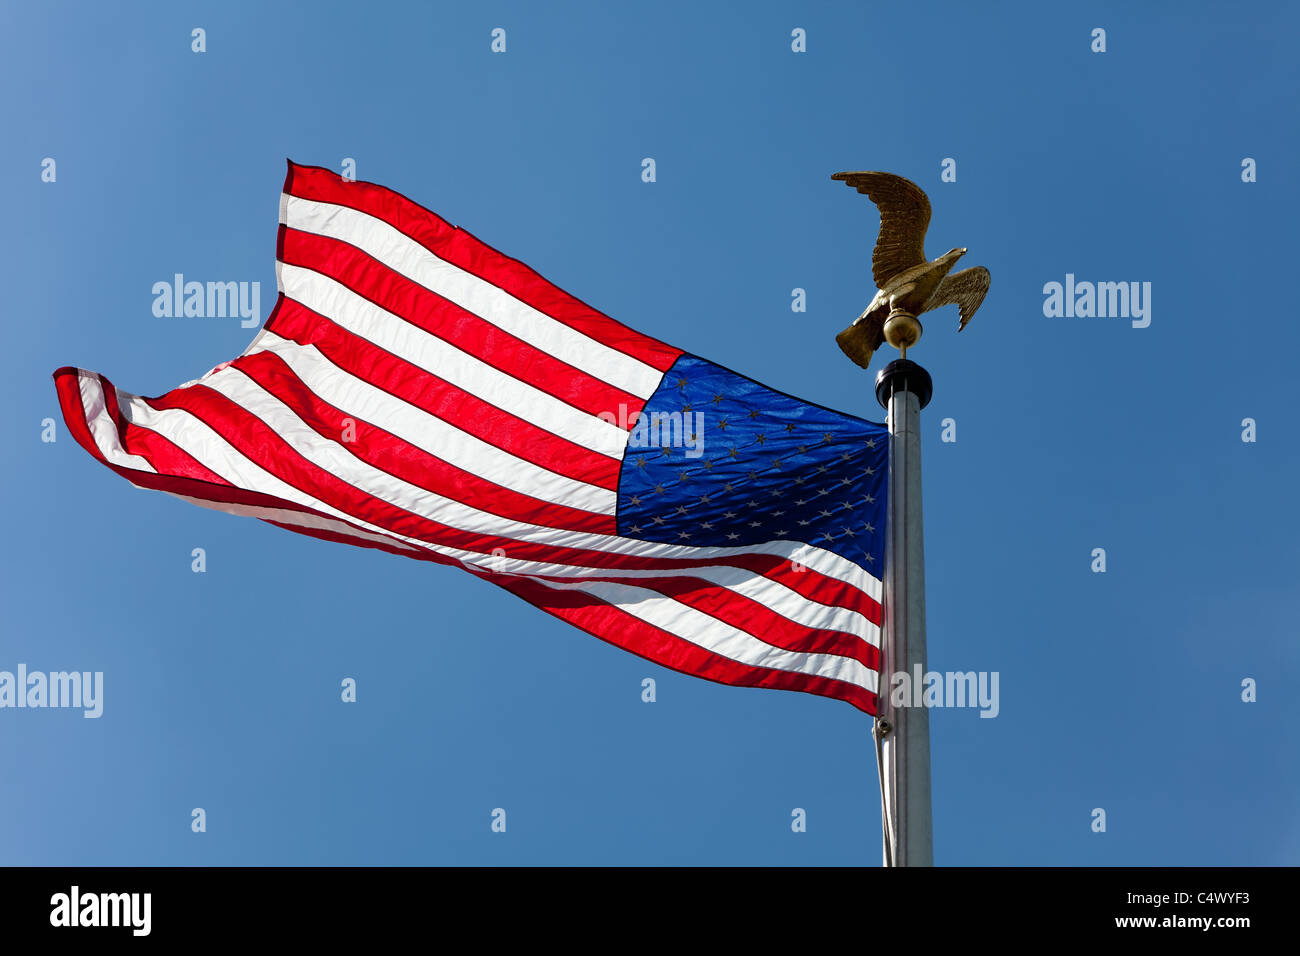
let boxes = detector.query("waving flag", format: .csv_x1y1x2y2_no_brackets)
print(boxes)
54,161,887,714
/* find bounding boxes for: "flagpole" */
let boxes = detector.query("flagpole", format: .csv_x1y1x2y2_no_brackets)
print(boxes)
875,354,934,867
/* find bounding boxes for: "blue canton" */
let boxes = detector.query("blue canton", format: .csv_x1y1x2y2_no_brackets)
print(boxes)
616,354,888,571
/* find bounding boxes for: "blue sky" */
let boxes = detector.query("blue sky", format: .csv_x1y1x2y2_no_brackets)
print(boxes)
2,0,1296,865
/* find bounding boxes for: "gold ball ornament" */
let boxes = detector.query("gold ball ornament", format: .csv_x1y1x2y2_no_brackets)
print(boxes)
883,309,923,357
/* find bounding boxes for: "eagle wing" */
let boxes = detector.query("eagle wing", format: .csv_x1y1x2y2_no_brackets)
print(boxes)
832,171,931,288
930,266,991,330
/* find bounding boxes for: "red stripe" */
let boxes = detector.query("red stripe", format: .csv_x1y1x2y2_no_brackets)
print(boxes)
715,553,881,629
232,349,616,535
490,573,877,715
55,368,425,546
54,367,115,466
111,401,231,486
515,568,878,670
278,226,645,420
264,296,622,490
283,161,683,373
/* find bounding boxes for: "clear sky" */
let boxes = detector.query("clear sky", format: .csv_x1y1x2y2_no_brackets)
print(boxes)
2,0,1296,865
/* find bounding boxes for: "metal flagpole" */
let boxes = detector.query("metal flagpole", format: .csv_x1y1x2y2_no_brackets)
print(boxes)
828,169,989,867
874,349,934,867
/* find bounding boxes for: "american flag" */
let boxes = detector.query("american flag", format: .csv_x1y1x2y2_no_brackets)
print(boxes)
54,161,887,714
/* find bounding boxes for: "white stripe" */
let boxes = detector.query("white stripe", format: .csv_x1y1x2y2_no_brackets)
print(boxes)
665,562,875,639
281,194,663,399
245,331,615,515
76,375,156,472
278,263,630,458
516,574,877,693
432,539,880,637
468,546,876,638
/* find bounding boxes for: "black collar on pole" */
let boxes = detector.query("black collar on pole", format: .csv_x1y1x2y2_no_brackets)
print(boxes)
874,359,933,411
